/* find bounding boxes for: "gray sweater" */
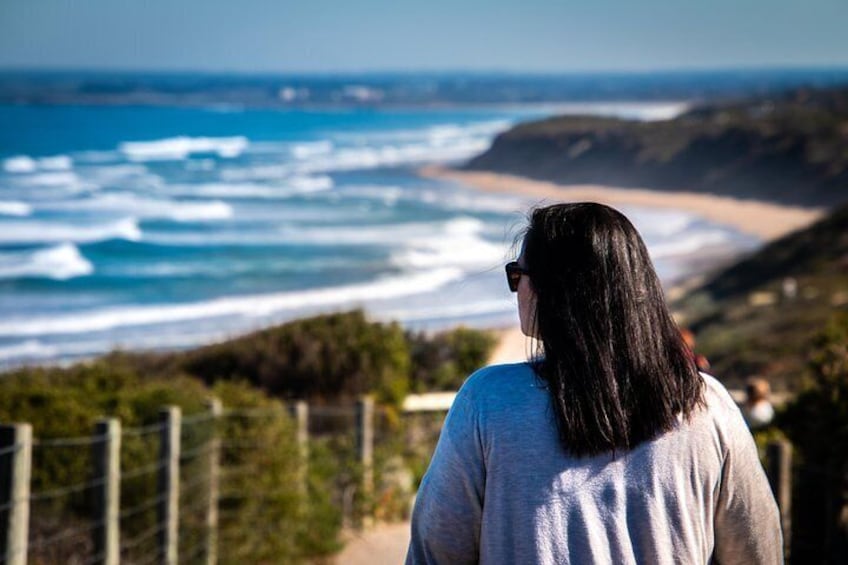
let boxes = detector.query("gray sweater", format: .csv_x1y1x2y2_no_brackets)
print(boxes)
407,362,783,564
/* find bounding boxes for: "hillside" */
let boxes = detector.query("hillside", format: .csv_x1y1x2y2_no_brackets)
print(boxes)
675,202,848,389
465,87,848,207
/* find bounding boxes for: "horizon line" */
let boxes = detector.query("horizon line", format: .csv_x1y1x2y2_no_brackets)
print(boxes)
2,64,848,78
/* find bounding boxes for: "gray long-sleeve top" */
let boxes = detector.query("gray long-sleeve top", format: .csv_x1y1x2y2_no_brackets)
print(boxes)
407,362,783,564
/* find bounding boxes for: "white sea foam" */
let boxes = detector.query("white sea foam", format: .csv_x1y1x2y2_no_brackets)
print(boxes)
224,127,491,178
84,164,149,181
47,193,233,222
2,155,74,174
38,155,73,170
162,176,333,199
389,217,505,270
626,209,695,238
119,136,249,161
648,231,730,258
0,201,33,216
163,182,281,199
380,298,514,323
289,138,490,175
0,340,58,361
278,216,487,247
218,165,288,182
0,244,94,280
140,232,273,246
291,140,333,159
0,218,141,245
416,189,529,214
546,102,690,122
3,155,37,173
18,171,81,187
0,267,465,337
332,119,512,144
287,175,334,192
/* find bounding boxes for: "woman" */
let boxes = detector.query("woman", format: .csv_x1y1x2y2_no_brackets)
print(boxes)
407,203,782,564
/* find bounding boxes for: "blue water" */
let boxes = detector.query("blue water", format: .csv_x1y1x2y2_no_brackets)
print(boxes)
0,102,755,366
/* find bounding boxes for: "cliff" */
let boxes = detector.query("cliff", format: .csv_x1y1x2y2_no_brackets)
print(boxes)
466,87,848,207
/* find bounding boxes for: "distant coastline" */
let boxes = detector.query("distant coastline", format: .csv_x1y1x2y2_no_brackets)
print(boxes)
422,165,825,242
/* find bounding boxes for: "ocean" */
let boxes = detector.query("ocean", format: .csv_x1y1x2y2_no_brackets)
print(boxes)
0,101,756,367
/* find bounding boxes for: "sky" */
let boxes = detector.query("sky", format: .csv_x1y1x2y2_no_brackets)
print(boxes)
1,0,847,73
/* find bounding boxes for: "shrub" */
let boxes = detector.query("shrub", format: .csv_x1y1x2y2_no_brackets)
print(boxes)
178,310,411,406
408,326,498,392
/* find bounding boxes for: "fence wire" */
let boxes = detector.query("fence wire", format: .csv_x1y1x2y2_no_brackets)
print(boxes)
1,400,430,564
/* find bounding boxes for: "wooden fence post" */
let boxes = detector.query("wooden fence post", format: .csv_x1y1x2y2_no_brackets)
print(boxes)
205,399,221,565
355,396,374,527
766,440,792,561
290,401,309,502
0,424,32,565
292,401,309,464
92,419,121,565
158,407,181,565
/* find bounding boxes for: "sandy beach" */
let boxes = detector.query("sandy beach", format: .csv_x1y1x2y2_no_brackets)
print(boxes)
421,166,827,365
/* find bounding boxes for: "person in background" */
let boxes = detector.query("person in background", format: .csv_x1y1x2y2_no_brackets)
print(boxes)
407,202,782,565
743,377,775,429
681,327,711,372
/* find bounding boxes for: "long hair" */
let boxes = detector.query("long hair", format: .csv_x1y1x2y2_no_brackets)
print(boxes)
522,203,704,457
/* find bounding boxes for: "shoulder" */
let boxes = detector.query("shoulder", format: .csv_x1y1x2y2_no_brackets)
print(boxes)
700,372,742,414
450,362,546,422
459,362,539,399
698,372,753,450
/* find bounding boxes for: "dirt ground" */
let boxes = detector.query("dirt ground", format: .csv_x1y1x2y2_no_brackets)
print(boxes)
333,522,411,564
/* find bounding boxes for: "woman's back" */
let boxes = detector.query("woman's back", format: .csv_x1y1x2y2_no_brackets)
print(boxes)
407,362,782,564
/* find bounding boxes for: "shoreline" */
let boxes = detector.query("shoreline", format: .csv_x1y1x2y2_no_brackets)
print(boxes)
422,166,827,365
422,166,825,242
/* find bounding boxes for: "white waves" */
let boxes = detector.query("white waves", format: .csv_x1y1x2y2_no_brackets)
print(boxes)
38,155,74,170
389,218,505,270
158,175,333,200
0,244,93,280
0,201,33,216
648,231,731,258
278,216,484,247
291,140,333,159
277,215,507,271
0,340,59,361
119,136,249,161
3,154,73,173
290,138,490,175
0,268,465,337
0,218,141,245
46,193,233,222
3,156,36,173
547,102,690,122
18,171,81,187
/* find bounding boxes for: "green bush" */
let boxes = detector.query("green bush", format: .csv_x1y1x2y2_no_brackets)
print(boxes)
177,310,412,407
408,326,498,392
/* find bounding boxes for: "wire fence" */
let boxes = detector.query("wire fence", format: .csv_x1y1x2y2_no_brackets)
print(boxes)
0,396,426,565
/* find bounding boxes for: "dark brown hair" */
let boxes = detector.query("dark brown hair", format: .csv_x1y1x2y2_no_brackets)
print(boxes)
522,202,704,457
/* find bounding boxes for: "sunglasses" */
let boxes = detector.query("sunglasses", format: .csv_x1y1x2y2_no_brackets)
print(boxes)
505,261,529,292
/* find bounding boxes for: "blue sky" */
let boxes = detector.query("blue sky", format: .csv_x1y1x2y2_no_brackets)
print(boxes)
1,0,846,73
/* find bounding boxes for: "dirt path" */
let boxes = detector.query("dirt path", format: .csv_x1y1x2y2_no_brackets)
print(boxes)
333,522,410,564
